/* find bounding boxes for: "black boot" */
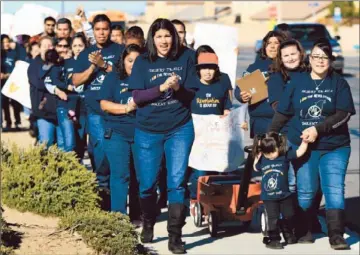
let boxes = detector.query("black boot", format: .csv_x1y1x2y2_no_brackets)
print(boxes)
98,187,111,211
296,208,314,244
280,218,297,245
140,196,157,243
326,209,350,250
265,230,283,249
167,204,186,254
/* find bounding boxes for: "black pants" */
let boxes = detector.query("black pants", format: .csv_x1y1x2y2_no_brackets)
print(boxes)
1,95,22,126
264,195,295,233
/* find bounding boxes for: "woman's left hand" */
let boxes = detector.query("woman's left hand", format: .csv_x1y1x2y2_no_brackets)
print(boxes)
220,109,230,118
300,126,318,143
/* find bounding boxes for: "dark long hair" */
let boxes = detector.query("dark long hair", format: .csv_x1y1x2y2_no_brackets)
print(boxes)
72,32,89,48
269,39,307,82
259,31,286,60
145,18,181,62
116,44,142,80
195,45,221,82
252,132,287,158
44,48,62,66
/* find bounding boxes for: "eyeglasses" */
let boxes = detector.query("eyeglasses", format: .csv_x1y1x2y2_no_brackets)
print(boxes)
311,55,329,61
57,44,69,48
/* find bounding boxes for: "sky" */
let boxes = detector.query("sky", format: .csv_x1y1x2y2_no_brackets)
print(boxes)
2,1,147,15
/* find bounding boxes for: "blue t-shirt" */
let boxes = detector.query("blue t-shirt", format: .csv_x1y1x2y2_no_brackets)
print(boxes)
277,72,356,150
234,58,274,137
267,71,302,135
1,49,17,74
128,52,196,133
191,72,232,115
256,149,297,200
98,72,135,140
74,41,124,115
182,46,196,65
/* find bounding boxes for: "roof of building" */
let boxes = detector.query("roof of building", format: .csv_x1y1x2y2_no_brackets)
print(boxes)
251,1,332,21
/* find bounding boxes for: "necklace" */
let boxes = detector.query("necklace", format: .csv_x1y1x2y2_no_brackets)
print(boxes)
314,77,326,90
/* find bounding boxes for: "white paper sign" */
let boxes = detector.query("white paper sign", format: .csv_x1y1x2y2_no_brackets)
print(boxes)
189,107,245,172
193,23,238,89
1,61,31,109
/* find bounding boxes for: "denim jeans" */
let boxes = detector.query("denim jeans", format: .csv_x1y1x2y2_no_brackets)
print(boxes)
291,141,351,210
104,131,134,214
87,113,109,188
57,107,76,152
37,118,63,149
133,120,194,205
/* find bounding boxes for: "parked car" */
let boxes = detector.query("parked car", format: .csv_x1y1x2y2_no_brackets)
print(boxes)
255,23,344,74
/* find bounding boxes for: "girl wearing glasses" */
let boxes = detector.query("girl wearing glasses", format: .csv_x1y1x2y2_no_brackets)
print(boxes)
270,38,355,250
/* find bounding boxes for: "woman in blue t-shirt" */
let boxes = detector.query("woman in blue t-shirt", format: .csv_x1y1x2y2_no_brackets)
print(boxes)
268,39,324,234
28,37,63,148
188,45,233,217
234,31,286,138
129,18,196,254
99,44,140,220
270,38,356,250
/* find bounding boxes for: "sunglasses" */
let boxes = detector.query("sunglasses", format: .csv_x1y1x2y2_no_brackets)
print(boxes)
57,44,69,48
311,55,329,61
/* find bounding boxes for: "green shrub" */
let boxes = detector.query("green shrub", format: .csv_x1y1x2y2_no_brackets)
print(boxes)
1,145,99,217
60,209,146,255
1,144,147,255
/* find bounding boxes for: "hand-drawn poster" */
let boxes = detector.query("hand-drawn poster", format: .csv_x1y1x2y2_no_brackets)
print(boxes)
189,107,245,172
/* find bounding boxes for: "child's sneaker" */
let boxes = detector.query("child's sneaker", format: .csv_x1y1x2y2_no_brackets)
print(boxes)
265,240,284,249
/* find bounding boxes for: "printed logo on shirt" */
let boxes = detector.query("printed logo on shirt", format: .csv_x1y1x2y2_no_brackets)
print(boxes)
44,76,52,84
305,99,326,118
91,74,105,86
196,93,220,108
263,168,284,196
120,88,128,94
5,58,14,67
103,55,115,61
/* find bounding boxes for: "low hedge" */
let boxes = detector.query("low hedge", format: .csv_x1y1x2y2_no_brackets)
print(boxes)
1,144,146,255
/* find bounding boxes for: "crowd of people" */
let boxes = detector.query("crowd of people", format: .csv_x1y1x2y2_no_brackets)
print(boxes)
1,10,355,254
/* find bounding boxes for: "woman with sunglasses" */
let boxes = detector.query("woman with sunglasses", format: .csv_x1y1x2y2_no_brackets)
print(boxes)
270,38,355,250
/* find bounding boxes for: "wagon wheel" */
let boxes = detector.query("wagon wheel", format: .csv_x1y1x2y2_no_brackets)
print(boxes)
208,211,218,237
194,202,203,227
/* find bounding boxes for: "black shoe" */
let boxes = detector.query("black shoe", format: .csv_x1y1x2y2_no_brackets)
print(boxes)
168,236,186,254
329,234,350,250
326,209,350,250
265,240,283,249
167,204,187,254
98,187,111,211
298,231,314,244
283,231,297,244
140,224,154,243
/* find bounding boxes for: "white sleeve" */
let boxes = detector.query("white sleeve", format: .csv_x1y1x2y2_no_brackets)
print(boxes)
45,84,57,94
82,21,96,45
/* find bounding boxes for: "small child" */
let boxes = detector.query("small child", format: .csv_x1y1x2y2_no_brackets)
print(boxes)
253,132,308,249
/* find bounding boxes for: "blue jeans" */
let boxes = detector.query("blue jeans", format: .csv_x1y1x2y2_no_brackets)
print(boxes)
104,131,134,214
87,113,109,188
57,107,76,152
291,142,350,210
133,120,194,205
37,118,63,149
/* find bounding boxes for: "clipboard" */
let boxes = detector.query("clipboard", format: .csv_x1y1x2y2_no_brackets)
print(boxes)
236,69,268,105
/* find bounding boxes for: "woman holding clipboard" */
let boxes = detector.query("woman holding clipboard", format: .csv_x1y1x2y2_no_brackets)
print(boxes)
235,31,286,138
